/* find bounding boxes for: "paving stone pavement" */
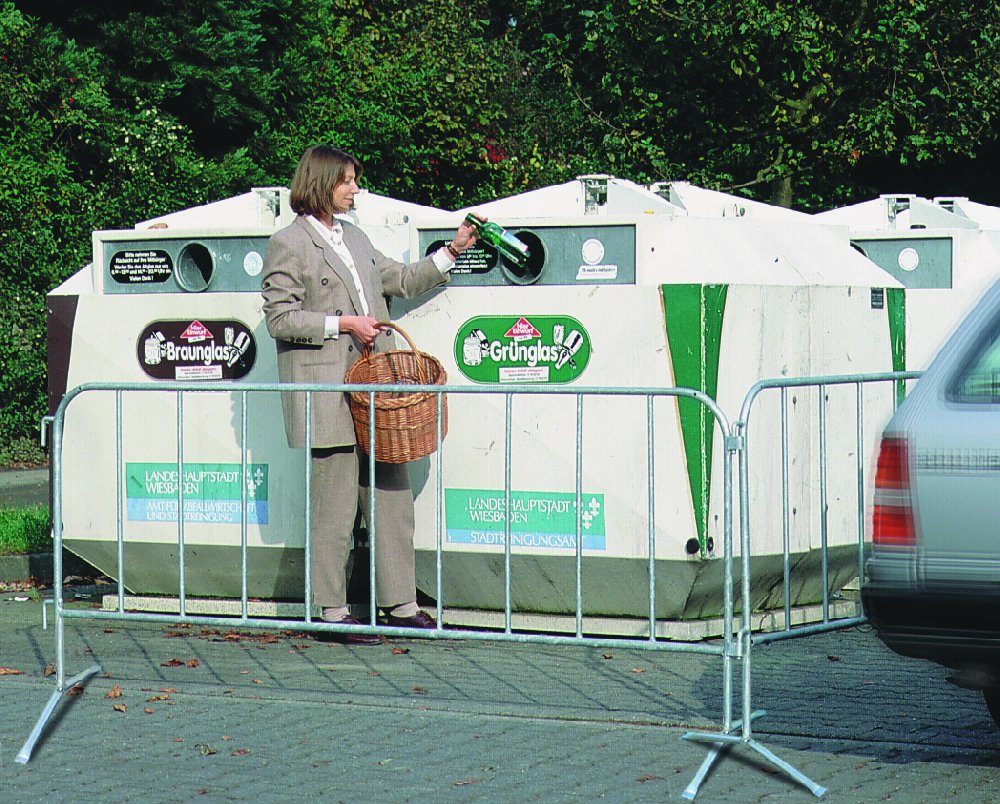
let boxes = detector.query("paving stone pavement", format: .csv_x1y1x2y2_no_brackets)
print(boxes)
3,590,1000,803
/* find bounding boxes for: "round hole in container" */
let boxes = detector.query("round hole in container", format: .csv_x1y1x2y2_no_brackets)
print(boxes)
500,230,545,285
176,242,214,292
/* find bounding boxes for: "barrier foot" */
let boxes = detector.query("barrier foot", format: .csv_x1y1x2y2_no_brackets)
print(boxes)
681,710,824,799
15,664,103,764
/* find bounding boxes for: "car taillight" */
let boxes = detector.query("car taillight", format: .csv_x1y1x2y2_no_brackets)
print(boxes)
872,436,916,546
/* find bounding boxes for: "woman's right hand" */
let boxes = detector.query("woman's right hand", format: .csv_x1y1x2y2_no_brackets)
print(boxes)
340,316,383,348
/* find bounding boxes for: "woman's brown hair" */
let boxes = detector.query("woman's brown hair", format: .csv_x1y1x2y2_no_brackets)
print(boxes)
289,145,364,217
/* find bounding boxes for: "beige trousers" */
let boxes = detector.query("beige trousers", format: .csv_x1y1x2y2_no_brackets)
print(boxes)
309,446,416,609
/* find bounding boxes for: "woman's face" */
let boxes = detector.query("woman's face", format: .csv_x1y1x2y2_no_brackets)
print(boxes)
331,166,359,213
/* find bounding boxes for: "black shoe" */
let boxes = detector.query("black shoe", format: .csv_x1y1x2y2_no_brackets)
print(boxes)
315,615,386,645
382,610,437,629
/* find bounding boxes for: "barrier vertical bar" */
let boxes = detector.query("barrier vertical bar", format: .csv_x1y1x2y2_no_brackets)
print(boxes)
740,422,754,743
303,392,313,623
240,390,249,621
176,391,186,618
739,410,826,796
855,383,866,584
368,389,377,624
116,390,125,613
435,390,444,627
17,390,101,764
780,387,791,627
683,390,825,799
503,392,513,634
647,395,656,641
575,393,584,638
818,384,829,622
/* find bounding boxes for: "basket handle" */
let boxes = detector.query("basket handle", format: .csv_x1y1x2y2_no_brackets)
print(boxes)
372,321,427,385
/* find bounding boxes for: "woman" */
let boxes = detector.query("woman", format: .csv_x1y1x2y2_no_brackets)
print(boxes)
262,144,479,644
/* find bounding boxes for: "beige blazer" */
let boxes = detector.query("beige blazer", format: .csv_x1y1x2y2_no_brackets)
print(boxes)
262,215,447,448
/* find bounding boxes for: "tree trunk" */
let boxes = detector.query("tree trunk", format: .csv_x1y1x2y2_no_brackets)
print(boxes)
770,175,793,208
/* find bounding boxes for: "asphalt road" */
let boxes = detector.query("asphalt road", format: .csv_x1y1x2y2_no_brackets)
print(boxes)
3,593,1000,802
3,466,1000,800
0,468,49,508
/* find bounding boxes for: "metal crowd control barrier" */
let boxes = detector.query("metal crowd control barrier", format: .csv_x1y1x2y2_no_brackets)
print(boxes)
20,378,794,800
680,371,922,799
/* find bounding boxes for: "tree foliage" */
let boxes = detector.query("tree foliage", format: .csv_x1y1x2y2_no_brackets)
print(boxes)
2,0,1000,449
514,0,1000,208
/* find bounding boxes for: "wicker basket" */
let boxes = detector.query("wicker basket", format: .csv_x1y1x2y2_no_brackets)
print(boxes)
344,322,448,463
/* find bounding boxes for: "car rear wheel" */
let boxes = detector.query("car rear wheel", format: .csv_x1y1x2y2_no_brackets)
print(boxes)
983,686,1000,728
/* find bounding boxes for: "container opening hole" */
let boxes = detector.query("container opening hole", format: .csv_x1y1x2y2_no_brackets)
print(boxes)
501,230,545,285
177,243,214,291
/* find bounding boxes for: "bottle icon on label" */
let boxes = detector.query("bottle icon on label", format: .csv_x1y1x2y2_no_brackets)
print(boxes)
144,334,162,365
553,324,565,346
462,328,488,366
555,330,583,370
227,331,251,367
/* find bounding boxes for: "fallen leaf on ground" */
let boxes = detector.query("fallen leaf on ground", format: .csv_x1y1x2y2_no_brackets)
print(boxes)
827,654,841,662
43,663,55,677
411,685,428,694
65,684,84,696
146,695,170,702
631,668,646,674
252,679,264,685
161,658,184,667
159,687,177,693
453,779,478,786
143,707,154,714
186,659,200,668
391,647,410,655
173,737,183,743
163,632,187,638
222,735,232,741
0,667,24,675
112,703,126,713
637,775,663,783
195,743,217,756
231,748,250,756
602,653,614,660
105,684,124,699
369,671,381,677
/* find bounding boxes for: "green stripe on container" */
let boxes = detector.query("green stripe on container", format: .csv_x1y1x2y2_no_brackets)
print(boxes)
661,284,728,554
886,287,906,404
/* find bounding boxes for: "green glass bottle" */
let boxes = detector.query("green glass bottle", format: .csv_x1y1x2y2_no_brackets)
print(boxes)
465,213,530,267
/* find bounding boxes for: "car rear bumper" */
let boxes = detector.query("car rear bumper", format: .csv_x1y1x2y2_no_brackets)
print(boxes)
862,581,1000,666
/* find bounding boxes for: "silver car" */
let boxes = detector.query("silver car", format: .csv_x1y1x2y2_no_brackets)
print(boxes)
863,277,1000,726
